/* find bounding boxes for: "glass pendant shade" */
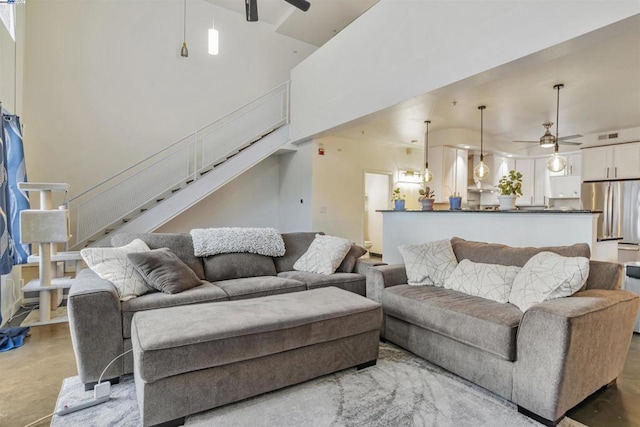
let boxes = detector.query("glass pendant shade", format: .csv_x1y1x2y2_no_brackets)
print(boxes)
547,152,567,172
474,160,490,180
423,168,433,183
208,27,219,55
181,42,189,57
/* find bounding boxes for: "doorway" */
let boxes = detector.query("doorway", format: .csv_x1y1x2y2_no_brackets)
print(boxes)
364,171,392,258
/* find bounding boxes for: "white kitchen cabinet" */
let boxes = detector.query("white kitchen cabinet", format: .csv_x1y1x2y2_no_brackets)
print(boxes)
428,146,468,203
533,158,551,205
515,158,534,205
549,152,581,177
489,155,515,186
582,143,640,181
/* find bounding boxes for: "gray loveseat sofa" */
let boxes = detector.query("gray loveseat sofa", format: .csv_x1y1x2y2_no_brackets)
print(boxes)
68,231,378,389
366,237,639,426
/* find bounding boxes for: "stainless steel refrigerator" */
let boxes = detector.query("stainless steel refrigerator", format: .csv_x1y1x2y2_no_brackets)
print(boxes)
581,180,640,246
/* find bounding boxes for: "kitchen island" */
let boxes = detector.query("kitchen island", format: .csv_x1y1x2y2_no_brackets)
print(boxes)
380,209,616,263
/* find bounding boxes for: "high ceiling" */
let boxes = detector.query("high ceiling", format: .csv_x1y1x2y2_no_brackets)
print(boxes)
316,13,640,157
210,2,640,158
209,0,379,47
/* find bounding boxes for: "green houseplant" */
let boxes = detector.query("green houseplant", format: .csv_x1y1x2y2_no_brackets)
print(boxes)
418,186,435,211
391,187,406,211
496,170,523,210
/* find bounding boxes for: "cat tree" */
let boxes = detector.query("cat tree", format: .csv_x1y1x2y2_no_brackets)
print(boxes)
18,182,82,326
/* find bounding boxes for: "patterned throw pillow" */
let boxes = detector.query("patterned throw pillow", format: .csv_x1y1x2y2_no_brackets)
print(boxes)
509,251,589,312
398,239,458,287
444,259,521,303
293,234,352,275
81,239,152,301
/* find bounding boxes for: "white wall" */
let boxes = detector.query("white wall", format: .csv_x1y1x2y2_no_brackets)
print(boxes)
156,155,281,232
21,0,315,205
290,0,640,142
312,137,423,244
278,142,314,232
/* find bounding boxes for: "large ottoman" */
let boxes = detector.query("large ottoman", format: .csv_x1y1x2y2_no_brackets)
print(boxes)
131,286,382,426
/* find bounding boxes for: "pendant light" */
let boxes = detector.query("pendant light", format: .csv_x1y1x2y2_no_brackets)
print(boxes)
208,18,219,55
473,105,490,181
423,120,433,183
546,84,567,173
180,0,189,58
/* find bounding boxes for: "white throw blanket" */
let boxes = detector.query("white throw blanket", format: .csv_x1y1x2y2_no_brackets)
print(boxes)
190,227,286,257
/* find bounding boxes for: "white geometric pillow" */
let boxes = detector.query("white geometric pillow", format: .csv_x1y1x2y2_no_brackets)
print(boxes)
398,239,458,287
444,259,521,303
293,234,352,275
81,239,152,301
509,251,589,312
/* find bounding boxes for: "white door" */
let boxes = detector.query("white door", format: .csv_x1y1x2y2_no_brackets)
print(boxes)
364,172,391,256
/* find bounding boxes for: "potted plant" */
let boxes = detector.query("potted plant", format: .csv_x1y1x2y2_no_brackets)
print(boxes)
391,188,406,211
418,186,435,211
496,170,523,210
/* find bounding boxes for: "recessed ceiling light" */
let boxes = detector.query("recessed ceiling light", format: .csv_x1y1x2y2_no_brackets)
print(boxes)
507,154,513,158
464,145,470,149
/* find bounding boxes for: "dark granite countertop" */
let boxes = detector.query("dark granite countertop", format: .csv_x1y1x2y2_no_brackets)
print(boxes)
378,209,600,214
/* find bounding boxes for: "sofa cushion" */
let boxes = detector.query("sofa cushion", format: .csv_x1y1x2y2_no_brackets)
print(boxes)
450,237,590,268
585,260,623,290
128,248,202,294
121,282,229,338
278,271,366,296
112,233,205,280
81,239,152,301
203,253,277,282
509,252,589,312
212,276,306,300
398,239,458,287
444,259,521,304
294,234,352,275
336,244,368,273
274,232,324,273
383,285,523,361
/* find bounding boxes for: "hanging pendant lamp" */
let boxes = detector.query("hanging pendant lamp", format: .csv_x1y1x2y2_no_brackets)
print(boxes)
423,120,433,183
546,84,567,173
473,105,490,181
180,0,189,58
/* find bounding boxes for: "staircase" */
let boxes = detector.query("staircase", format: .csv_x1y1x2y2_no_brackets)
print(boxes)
65,82,292,249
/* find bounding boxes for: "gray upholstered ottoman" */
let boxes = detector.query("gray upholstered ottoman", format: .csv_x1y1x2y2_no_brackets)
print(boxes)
131,286,382,426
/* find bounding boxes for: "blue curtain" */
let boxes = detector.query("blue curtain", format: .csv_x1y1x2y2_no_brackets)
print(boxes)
0,111,30,326
3,113,30,264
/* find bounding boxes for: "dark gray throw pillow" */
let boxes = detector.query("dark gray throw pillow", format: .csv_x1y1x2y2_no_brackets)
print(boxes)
127,248,202,294
336,244,368,273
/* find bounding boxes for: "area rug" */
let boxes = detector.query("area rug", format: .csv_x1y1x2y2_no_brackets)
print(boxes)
52,343,586,427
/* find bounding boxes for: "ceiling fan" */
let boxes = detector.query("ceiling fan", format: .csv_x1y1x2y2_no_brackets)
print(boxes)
246,0,311,22
513,122,583,146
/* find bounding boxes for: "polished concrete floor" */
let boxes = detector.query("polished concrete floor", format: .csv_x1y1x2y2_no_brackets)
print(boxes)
0,316,639,426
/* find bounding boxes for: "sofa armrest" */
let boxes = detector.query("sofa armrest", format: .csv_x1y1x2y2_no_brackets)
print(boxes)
354,259,387,276
513,289,640,422
68,268,124,386
366,264,407,303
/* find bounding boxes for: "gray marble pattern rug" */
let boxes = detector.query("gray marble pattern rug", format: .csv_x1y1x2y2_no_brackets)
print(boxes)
52,343,586,427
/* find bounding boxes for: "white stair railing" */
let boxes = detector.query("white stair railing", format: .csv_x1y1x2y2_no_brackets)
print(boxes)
65,82,290,248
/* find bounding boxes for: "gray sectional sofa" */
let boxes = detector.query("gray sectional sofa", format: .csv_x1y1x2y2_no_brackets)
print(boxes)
366,237,640,426
68,231,377,389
